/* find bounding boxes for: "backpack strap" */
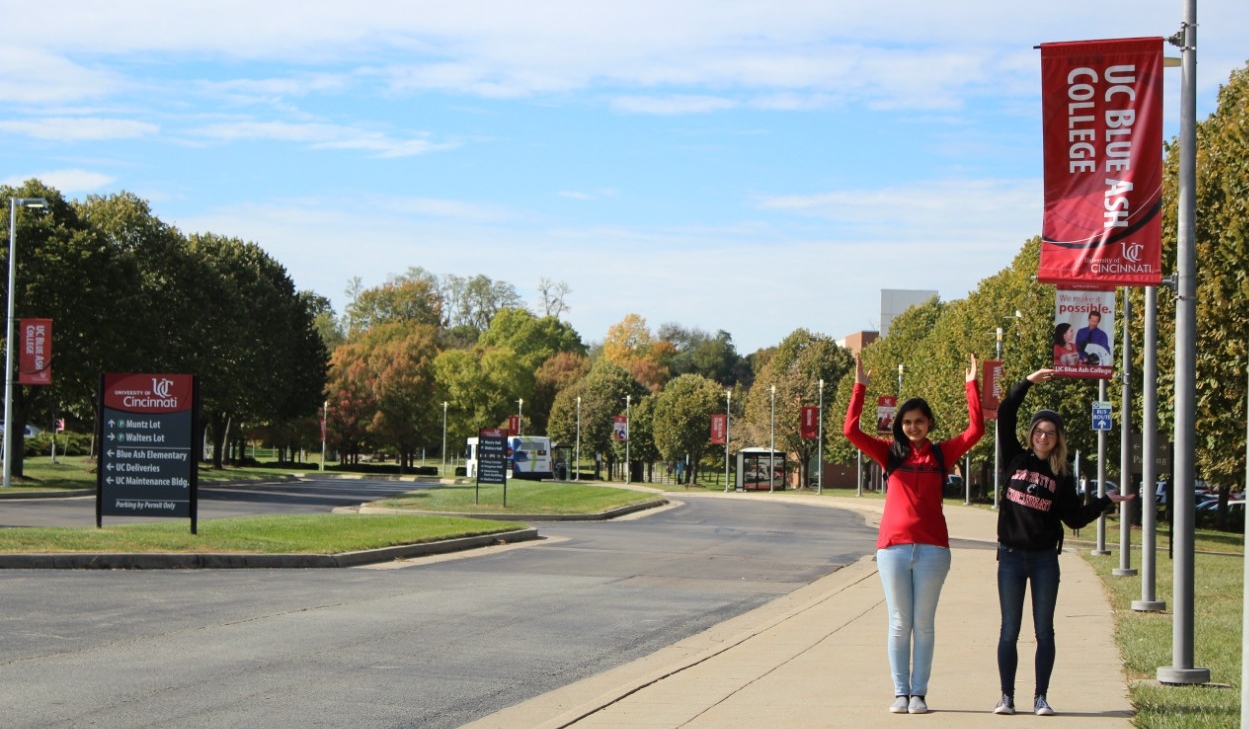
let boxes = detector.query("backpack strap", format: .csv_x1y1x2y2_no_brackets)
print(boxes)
884,442,946,481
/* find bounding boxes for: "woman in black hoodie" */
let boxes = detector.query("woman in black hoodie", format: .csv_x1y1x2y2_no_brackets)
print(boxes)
992,368,1133,717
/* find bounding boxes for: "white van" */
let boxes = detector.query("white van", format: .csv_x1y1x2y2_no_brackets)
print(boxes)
465,435,554,480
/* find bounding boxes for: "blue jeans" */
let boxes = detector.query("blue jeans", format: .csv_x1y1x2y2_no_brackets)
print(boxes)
876,543,951,696
996,545,1060,697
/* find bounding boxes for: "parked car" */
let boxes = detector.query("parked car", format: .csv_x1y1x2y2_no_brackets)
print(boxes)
1077,479,1117,497
0,423,40,439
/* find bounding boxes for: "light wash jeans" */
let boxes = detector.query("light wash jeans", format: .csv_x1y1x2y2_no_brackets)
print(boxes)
876,543,952,697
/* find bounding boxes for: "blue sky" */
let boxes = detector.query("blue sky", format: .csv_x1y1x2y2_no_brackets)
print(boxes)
3,1,1245,354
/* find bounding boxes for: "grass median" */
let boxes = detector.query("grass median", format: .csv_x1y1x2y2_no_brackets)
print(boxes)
0,514,527,554
1084,549,1243,729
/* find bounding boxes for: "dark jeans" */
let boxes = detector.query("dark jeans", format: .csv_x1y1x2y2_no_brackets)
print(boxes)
996,545,1060,697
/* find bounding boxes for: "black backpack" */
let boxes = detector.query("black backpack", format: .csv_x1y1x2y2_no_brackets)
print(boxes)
884,442,947,483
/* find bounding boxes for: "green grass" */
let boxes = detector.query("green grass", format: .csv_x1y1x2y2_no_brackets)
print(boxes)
374,480,659,514
0,513,526,554
7,455,313,492
1084,550,1243,729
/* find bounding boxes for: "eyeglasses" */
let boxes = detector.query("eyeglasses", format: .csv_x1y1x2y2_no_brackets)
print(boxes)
1033,429,1058,439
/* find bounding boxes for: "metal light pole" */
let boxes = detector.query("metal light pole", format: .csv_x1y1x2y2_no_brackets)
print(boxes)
1114,293,1137,577
994,327,1003,509
769,384,776,493
897,363,904,396
1158,1,1210,685
624,394,631,484
517,398,523,436
1095,377,1111,555
817,378,824,495
3,196,47,489
575,395,581,482
441,401,448,477
320,400,327,472
724,389,732,493
1133,285,1165,611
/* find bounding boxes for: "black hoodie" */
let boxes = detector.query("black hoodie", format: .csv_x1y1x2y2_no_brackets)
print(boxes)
997,379,1111,550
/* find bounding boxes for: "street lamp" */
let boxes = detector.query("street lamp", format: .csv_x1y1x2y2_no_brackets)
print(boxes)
897,364,904,396
723,389,732,493
817,379,824,495
516,398,523,436
624,394,631,484
3,196,48,489
320,400,327,472
769,384,776,493
441,401,448,477
575,395,581,481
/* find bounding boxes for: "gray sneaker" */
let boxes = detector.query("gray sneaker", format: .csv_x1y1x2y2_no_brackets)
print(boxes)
908,695,928,714
993,694,1015,715
890,696,910,714
1034,695,1055,716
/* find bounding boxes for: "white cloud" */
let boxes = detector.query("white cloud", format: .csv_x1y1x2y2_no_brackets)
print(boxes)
611,95,738,115
185,120,455,157
0,47,123,104
3,169,117,193
0,117,158,141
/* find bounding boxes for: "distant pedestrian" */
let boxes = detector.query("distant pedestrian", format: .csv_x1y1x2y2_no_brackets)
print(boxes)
991,368,1134,717
844,353,984,715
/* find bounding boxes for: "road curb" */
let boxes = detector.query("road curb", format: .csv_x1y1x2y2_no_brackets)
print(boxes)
0,527,540,570
351,498,670,522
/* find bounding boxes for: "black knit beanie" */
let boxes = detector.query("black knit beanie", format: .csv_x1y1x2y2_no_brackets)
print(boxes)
1028,410,1064,434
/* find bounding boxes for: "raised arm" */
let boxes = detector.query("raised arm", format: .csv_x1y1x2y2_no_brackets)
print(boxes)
941,354,985,461
843,353,889,466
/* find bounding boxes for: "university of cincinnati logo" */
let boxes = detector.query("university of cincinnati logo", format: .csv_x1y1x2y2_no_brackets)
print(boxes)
151,377,174,398
1121,240,1144,263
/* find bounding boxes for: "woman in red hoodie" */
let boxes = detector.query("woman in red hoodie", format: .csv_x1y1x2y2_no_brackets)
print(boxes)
844,352,984,715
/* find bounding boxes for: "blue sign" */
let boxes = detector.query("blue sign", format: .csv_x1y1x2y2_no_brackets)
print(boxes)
1092,401,1113,431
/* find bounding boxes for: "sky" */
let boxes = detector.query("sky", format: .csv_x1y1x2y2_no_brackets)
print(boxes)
3,1,1246,354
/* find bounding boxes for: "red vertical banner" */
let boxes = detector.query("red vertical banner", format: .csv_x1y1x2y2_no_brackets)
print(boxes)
508,414,521,434
710,413,727,444
981,360,1004,420
875,396,897,435
18,318,52,385
612,415,628,442
1039,37,1164,286
799,406,819,440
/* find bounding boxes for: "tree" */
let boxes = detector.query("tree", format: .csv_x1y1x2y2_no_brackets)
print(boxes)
531,351,591,435
537,277,572,318
548,360,646,479
602,313,672,391
745,329,853,489
441,273,522,333
659,325,744,386
344,273,442,340
434,345,532,444
360,323,441,469
651,374,723,485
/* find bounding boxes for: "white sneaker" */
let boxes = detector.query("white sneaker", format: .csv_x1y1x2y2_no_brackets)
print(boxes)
890,696,910,714
908,695,928,714
993,694,1015,715
1034,695,1055,716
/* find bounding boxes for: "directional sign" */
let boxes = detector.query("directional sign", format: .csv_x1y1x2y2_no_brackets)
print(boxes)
97,373,199,530
1092,400,1113,432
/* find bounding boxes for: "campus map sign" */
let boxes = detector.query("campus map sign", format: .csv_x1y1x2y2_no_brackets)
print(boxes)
97,373,199,531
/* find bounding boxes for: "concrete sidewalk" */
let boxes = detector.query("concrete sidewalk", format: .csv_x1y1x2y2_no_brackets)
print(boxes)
463,494,1134,728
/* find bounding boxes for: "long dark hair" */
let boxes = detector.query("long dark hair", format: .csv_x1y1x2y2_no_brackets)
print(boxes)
890,397,935,461
1053,322,1072,347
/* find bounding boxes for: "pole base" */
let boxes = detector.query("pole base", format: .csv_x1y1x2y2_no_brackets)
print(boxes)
1112,568,1139,577
1090,549,1112,556
1131,600,1166,612
1157,666,1211,685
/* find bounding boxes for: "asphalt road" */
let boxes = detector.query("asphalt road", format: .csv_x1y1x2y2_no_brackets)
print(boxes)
0,481,878,728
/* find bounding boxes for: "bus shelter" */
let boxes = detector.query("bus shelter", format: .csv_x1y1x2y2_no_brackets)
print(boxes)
736,447,786,491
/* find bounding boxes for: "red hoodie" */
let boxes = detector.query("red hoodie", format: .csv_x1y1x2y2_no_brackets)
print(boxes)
844,381,984,549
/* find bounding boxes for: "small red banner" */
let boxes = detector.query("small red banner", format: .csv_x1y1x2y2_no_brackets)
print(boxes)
800,406,819,440
507,414,521,435
1039,37,1164,286
18,318,51,385
710,413,727,444
613,415,628,442
981,360,1004,420
876,396,897,435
